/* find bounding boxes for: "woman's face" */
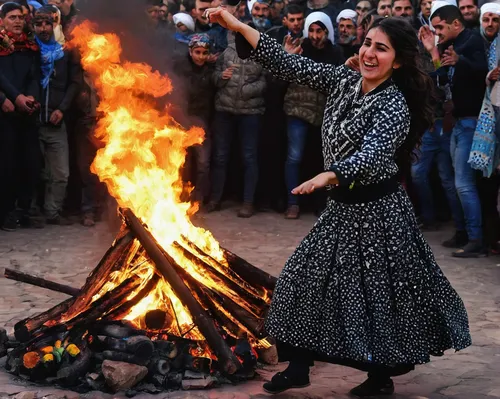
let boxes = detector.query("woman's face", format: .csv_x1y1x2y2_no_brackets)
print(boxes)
359,27,399,85
356,0,373,17
420,0,432,18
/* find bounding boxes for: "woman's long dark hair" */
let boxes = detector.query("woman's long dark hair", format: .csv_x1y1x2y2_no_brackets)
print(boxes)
368,17,435,173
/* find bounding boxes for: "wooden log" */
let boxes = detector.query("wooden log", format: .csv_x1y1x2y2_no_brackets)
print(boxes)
123,208,241,375
172,242,268,317
221,247,277,292
4,268,80,297
61,230,136,322
14,297,74,343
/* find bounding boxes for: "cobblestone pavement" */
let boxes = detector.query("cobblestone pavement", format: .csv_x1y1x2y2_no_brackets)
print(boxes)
1,207,500,399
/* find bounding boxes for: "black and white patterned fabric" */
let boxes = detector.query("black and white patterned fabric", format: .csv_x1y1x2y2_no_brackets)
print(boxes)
250,34,472,366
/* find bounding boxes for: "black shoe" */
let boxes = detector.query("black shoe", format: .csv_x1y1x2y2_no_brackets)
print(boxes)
203,201,221,213
350,376,394,397
262,371,310,394
442,230,468,248
46,215,74,226
452,240,488,258
1,211,18,232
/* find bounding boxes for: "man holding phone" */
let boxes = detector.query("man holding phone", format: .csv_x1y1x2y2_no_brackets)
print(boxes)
0,2,41,232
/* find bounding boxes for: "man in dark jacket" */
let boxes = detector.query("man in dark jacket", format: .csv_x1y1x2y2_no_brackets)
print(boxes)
266,4,305,44
422,4,488,257
283,11,344,219
173,34,215,203
33,7,81,225
0,2,41,231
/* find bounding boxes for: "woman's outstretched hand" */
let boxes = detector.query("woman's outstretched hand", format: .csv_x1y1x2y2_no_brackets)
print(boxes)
204,7,243,31
292,171,338,195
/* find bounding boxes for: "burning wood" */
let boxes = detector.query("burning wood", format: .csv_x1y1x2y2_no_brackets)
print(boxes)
1,22,277,393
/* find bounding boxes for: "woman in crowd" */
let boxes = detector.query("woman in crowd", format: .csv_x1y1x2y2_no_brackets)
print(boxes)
204,7,471,397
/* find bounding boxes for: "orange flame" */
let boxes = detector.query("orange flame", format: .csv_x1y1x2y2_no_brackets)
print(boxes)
69,22,268,345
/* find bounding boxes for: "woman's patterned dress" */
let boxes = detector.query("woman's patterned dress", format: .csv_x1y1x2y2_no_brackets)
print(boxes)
246,34,472,366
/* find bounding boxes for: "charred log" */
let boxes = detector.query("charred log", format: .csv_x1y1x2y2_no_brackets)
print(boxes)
14,297,74,343
123,208,242,375
4,268,80,297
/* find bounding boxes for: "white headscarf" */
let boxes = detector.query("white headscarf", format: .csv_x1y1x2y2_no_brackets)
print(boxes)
336,9,358,25
303,11,335,44
173,12,195,32
430,0,458,20
481,2,500,18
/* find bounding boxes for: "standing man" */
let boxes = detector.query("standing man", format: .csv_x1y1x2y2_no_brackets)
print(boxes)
392,0,414,21
248,0,273,31
377,0,392,17
458,0,480,28
480,1,500,44
267,4,305,44
46,0,77,38
33,7,81,225
336,9,360,58
0,2,41,231
283,12,344,219
420,3,488,256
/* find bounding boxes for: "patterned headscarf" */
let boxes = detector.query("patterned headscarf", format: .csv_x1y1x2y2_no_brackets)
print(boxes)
188,33,210,49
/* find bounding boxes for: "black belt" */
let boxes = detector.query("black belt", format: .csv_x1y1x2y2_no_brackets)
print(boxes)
327,176,400,204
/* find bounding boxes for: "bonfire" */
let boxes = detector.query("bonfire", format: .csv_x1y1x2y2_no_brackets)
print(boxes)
0,22,277,393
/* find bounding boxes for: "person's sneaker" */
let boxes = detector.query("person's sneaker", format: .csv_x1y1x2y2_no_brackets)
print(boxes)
81,212,96,227
46,215,74,226
349,376,395,397
262,371,310,394
442,230,468,248
203,201,221,213
452,240,488,258
284,205,300,219
237,203,254,218
1,211,18,232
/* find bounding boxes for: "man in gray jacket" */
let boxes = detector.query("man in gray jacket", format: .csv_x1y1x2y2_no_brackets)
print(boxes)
205,31,267,218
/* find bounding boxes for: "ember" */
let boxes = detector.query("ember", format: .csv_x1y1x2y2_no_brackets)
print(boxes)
1,21,278,393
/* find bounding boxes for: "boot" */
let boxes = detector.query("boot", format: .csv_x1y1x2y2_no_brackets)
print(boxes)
262,362,310,394
237,203,254,218
350,375,394,397
442,230,468,248
284,205,300,219
452,240,488,258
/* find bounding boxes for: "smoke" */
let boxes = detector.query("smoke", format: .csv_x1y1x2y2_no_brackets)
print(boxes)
75,0,190,125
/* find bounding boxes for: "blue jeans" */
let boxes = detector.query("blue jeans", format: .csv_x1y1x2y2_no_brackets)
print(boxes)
450,118,482,241
210,112,260,204
411,119,465,230
285,117,311,206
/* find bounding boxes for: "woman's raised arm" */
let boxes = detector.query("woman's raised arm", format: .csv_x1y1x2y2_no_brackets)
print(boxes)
206,8,356,94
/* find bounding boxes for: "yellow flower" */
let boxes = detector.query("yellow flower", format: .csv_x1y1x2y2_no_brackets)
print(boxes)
42,354,54,363
66,344,80,357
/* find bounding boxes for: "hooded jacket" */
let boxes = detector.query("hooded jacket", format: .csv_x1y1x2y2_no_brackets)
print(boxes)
214,33,267,115
283,30,344,126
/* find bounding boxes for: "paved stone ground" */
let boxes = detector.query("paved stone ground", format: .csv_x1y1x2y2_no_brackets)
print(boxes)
1,206,500,399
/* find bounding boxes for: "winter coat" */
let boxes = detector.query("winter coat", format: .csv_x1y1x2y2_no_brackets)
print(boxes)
39,48,82,125
173,54,215,127
214,34,267,115
283,39,344,126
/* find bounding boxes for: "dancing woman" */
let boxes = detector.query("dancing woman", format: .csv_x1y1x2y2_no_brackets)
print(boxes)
205,9,472,397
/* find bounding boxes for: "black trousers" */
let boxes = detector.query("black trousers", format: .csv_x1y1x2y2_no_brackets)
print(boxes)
277,341,415,378
0,114,41,221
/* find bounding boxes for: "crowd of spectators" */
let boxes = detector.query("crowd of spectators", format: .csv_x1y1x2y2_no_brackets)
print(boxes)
1,0,500,259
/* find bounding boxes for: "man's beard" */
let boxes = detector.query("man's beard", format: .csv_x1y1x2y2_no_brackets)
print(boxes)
252,16,271,31
339,34,356,44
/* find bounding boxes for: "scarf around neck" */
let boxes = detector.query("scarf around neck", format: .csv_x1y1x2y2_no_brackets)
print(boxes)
469,36,500,176
0,29,38,56
36,36,64,89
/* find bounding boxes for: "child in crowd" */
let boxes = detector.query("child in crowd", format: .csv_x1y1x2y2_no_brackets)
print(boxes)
174,34,215,204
